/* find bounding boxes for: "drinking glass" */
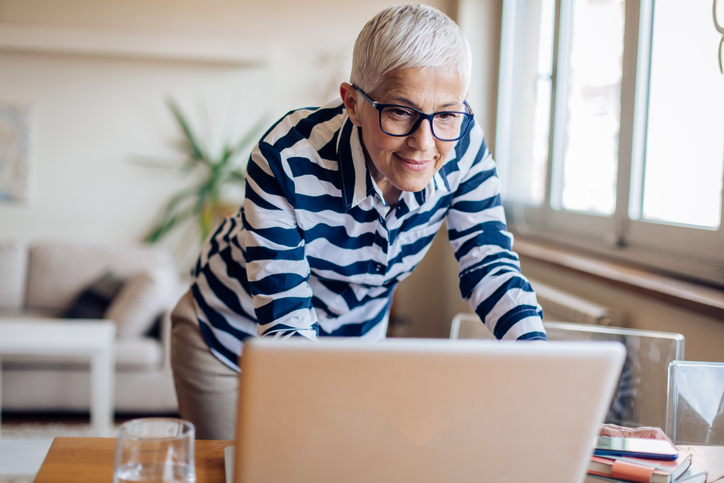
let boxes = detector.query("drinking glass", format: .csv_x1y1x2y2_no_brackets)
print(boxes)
113,418,196,483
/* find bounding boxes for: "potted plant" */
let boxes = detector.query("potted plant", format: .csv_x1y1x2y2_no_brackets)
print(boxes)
145,99,267,246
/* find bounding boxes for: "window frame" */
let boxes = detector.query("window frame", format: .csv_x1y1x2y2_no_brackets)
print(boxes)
496,0,724,287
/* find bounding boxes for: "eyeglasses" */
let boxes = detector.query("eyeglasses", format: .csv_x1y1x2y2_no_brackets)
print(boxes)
354,86,474,142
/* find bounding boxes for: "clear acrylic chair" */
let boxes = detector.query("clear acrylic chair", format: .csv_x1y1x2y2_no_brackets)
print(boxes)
666,361,724,445
449,313,496,340
449,314,685,429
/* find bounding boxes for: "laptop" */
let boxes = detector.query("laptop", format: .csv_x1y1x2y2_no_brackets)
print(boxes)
228,337,625,483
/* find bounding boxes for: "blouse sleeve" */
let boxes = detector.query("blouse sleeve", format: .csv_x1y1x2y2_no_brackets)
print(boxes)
445,123,547,341
241,138,319,341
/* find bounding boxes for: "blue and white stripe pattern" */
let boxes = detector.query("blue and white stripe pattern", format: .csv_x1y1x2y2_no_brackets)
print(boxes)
190,98,546,370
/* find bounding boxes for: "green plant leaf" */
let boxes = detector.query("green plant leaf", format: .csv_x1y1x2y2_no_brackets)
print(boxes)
144,101,269,245
143,186,197,242
228,170,247,183
166,98,209,164
144,205,196,243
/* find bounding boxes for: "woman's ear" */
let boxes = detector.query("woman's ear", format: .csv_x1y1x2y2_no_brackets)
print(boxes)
340,82,361,126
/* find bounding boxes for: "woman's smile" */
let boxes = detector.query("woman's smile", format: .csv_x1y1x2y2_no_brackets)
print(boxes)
395,154,433,171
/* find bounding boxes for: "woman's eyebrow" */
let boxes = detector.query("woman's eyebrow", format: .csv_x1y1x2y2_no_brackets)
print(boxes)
388,96,462,111
385,95,418,107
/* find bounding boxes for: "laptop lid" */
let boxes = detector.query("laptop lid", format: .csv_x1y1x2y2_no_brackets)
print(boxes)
233,338,625,483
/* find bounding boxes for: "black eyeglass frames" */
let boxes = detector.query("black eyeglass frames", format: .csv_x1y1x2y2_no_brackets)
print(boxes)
354,86,474,142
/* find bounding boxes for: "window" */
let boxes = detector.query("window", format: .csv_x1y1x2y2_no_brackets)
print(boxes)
496,0,724,286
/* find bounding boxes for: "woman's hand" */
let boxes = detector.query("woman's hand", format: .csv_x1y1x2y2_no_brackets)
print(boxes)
599,423,674,445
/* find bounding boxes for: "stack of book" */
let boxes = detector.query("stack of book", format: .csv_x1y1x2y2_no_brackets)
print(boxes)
585,450,708,483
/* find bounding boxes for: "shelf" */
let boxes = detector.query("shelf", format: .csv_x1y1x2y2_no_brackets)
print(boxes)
0,23,268,66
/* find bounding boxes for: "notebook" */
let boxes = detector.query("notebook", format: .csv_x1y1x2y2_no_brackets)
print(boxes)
228,337,625,483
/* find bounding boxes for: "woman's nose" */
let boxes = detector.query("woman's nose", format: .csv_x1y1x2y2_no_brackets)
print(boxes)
408,118,436,151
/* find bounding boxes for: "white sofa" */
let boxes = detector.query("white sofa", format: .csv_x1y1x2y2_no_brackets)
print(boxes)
0,239,183,414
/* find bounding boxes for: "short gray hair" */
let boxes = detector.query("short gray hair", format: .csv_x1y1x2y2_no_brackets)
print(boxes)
350,4,472,95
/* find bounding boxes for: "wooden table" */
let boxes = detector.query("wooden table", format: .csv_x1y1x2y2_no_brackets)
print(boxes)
35,437,232,483
34,437,724,483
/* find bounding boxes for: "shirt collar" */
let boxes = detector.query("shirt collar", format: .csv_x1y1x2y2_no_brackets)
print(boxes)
337,113,373,211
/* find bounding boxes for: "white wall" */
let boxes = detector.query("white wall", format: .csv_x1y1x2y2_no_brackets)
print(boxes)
0,0,455,269
0,52,271,250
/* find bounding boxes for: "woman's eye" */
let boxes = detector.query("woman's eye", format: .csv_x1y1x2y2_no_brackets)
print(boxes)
386,107,415,118
435,112,460,121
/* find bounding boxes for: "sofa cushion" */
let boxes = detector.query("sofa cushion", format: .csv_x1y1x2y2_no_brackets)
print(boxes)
26,240,176,312
105,269,170,338
0,240,28,309
2,337,163,371
63,272,126,319
115,337,164,370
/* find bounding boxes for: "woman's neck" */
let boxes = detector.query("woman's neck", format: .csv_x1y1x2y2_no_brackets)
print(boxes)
364,152,401,208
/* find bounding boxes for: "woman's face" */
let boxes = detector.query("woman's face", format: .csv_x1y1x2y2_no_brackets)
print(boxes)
341,67,468,197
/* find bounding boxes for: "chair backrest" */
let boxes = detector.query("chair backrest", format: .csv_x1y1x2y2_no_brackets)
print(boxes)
544,322,684,430
449,314,685,430
667,360,724,445
449,313,496,340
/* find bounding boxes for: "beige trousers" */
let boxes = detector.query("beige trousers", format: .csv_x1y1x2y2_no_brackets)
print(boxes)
170,290,239,440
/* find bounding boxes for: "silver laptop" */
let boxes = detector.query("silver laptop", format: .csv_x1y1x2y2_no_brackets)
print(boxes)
229,338,625,483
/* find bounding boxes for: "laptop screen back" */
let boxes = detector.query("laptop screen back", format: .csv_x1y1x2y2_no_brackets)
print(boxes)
233,338,625,483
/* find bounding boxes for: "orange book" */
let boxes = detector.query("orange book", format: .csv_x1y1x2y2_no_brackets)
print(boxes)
588,452,692,483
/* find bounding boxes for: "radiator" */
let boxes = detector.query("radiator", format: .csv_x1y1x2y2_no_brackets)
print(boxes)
528,278,622,326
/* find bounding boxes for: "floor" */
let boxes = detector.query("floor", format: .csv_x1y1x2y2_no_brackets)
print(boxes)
0,439,54,482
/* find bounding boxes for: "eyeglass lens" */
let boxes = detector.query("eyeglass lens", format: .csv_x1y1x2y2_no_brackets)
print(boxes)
380,106,469,141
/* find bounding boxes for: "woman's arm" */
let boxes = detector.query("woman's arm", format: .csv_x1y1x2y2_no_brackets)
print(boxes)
599,424,674,444
445,124,546,341
241,140,319,340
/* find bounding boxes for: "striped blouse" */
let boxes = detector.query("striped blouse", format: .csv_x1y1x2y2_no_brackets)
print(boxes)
190,98,546,371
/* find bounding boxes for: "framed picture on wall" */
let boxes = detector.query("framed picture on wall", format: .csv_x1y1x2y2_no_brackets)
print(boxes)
0,103,31,203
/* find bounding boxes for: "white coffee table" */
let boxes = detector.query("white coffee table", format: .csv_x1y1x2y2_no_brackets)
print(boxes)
0,320,116,437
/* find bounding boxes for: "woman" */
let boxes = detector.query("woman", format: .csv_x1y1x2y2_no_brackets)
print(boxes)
171,4,546,440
